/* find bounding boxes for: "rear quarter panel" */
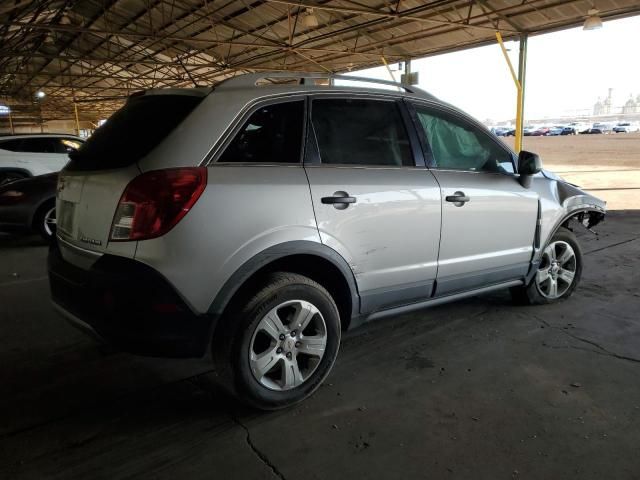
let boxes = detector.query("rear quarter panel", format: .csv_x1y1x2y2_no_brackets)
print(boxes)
133,164,321,313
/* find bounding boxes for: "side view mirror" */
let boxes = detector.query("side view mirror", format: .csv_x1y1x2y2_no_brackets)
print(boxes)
517,150,542,188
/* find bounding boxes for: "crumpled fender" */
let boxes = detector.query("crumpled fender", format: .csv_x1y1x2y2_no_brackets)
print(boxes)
529,172,606,267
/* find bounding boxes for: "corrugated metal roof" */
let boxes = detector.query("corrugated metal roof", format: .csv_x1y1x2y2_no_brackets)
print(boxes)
1,0,638,124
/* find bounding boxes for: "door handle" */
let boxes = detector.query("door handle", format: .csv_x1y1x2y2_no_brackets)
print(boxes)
321,191,356,210
445,191,470,206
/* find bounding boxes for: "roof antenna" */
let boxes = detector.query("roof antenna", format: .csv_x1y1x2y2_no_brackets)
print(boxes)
177,56,200,88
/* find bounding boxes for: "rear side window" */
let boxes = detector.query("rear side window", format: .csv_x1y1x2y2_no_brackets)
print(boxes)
68,94,203,171
0,139,23,151
311,99,413,167
217,101,304,163
413,105,514,173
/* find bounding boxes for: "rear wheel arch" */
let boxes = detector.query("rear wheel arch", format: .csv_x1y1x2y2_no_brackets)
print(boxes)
0,168,31,185
209,242,360,334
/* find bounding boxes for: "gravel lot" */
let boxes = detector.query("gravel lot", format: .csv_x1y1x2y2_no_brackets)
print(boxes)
502,132,640,210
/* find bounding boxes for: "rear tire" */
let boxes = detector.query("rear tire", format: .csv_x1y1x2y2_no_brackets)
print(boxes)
512,227,583,305
212,272,341,410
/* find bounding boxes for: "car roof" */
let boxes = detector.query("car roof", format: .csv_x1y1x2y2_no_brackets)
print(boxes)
214,72,437,101
0,133,83,140
135,72,437,103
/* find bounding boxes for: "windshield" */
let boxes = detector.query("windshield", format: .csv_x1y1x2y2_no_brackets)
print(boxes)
67,94,203,171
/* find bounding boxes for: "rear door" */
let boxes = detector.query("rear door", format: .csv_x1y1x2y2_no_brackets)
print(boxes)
304,96,441,313
409,101,538,296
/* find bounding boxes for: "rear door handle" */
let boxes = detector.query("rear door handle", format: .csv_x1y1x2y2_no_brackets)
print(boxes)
445,191,470,206
321,191,356,210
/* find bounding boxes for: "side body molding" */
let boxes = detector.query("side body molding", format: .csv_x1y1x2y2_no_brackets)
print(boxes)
207,240,361,323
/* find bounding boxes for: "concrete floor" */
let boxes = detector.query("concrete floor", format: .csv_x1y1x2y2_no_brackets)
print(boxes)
0,212,639,480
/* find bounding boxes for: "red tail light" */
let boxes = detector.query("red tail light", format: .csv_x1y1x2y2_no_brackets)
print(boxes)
110,168,207,241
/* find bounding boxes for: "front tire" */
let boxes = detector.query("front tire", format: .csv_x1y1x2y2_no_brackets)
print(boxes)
512,227,583,305
213,272,341,410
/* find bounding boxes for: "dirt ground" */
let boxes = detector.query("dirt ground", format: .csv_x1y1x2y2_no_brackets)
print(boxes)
501,133,640,210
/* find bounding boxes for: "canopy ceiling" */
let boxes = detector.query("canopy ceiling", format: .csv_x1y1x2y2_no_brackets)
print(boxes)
1,0,638,125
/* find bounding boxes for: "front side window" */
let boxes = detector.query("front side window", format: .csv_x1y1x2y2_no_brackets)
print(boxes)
218,100,304,163
413,105,514,173
311,98,413,167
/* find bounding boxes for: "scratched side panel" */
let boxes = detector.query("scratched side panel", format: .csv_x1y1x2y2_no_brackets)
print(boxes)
305,166,441,304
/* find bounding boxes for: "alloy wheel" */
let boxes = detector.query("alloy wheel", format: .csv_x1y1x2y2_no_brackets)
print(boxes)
43,206,56,237
249,299,327,391
536,240,577,299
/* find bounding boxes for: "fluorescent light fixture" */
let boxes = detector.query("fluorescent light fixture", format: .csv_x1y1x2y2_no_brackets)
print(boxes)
583,9,603,30
36,90,46,99
303,8,319,28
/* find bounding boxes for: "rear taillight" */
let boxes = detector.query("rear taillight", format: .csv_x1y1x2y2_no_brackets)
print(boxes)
110,167,207,241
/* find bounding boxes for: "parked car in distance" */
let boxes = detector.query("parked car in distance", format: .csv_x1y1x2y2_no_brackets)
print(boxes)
567,122,590,134
531,126,550,136
0,134,83,185
586,123,612,134
523,126,536,136
613,122,640,133
0,173,57,241
491,126,512,137
561,126,578,135
49,72,606,410
546,126,565,136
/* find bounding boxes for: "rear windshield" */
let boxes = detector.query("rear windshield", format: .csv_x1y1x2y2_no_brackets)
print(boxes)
67,94,203,171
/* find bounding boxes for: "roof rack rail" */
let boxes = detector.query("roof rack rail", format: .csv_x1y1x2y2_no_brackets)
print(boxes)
217,71,430,96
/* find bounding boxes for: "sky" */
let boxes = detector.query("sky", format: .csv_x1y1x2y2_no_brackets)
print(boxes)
345,15,640,124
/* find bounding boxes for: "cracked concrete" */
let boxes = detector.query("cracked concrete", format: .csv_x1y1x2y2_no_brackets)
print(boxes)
231,415,287,480
0,210,639,479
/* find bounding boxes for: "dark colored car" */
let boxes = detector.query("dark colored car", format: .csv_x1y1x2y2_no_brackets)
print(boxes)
586,123,611,134
561,127,578,135
0,173,57,241
531,127,550,136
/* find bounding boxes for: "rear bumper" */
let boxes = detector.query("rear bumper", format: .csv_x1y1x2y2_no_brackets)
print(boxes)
48,243,213,358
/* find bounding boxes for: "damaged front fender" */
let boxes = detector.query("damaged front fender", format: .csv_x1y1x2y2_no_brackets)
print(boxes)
531,172,606,261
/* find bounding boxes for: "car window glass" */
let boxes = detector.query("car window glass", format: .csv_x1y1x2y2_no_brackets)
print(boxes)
19,138,57,153
311,98,413,167
218,101,304,163
414,106,514,173
0,139,24,151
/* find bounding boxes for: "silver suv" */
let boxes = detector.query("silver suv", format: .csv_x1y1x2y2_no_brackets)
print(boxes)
49,73,606,409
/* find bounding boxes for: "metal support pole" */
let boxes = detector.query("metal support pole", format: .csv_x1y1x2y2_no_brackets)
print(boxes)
74,102,81,136
381,56,398,83
495,31,526,152
517,34,528,152
8,111,14,134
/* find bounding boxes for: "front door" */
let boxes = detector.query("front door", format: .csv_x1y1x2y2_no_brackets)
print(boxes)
304,96,442,313
409,102,539,296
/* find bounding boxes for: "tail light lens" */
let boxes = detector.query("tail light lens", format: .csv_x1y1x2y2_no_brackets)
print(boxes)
110,167,207,241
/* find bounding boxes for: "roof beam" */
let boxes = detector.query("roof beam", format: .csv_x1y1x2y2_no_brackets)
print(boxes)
261,0,519,33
